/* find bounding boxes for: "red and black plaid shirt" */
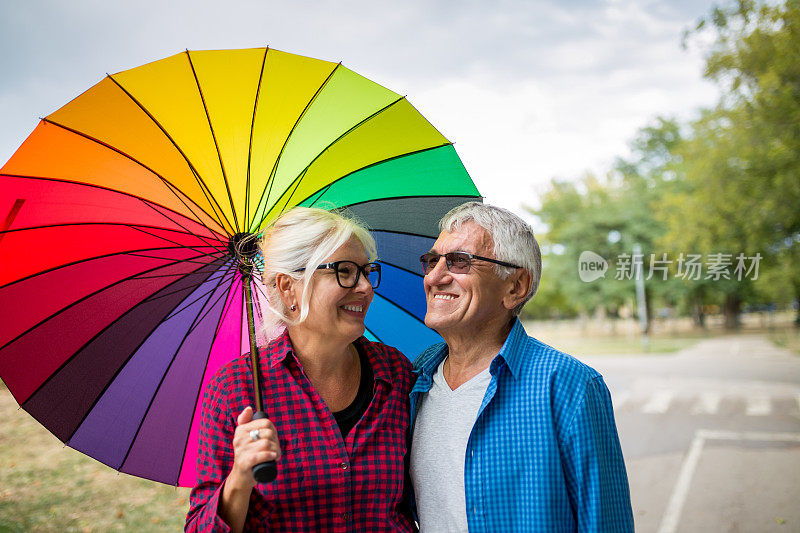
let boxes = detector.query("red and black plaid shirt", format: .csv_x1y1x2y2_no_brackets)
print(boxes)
185,330,416,532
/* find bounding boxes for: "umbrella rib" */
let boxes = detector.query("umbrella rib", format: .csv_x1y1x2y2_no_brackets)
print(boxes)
306,184,334,208
214,275,243,338
124,222,227,258
185,50,240,233
131,266,235,281
1,220,227,262
40,117,231,242
301,145,459,208
179,264,239,337
377,259,426,279
155,261,237,324
175,269,246,486
245,46,270,229
372,291,429,327
250,275,271,303
1,173,227,252
2,252,221,355
59,258,230,457
120,264,234,306
138,187,228,251
116,260,236,476
261,95,407,225
0,199,25,246
126,251,227,266
328,192,482,212
0,245,224,292
250,62,342,231
364,325,383,344
106,73,237,236
370,227,447,240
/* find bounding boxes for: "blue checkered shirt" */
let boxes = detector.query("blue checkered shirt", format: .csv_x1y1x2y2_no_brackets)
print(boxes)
410,319,634,532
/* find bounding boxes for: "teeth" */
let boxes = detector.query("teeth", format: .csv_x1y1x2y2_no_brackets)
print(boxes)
343,304,363,312
434,294,456,300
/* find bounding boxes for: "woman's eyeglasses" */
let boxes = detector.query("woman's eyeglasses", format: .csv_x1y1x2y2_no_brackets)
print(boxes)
419,252,521,274
299,261,382,289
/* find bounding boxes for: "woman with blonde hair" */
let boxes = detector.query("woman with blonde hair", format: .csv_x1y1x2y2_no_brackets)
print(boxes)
186,207,415,532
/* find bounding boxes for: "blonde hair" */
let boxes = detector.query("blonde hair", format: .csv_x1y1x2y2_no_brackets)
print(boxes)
259,207,377,335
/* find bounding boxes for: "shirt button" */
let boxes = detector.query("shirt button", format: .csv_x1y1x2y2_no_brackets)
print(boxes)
342,513,349,521
340,462,349,470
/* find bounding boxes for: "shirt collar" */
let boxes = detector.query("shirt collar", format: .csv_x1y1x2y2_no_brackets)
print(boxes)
265,328,393,386
414,318,527,380
266,328,294,368
495,318,527,379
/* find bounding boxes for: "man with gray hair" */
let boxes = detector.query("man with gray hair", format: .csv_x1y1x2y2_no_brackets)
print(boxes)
409,202,633,532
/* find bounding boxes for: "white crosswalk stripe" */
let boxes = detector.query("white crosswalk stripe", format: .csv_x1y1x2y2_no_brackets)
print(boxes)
745,395,771,416
642,391,674,414
619,390,800,416
691,392,721,415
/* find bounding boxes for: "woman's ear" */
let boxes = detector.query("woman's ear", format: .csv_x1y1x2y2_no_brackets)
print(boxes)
275,272,297,309
502,269,533,311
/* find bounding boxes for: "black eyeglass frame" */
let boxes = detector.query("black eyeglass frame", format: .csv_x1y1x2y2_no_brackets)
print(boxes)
419,251,522,274
296,260,382,289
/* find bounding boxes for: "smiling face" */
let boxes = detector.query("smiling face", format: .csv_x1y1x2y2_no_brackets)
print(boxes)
293,237,374,345
423,221,513,341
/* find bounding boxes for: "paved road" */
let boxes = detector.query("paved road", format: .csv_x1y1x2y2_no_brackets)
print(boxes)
578,335,800,533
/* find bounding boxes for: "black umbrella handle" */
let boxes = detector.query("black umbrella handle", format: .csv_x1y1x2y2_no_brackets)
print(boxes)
251,410,278,483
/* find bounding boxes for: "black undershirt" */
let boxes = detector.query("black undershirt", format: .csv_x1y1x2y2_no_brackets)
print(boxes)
332,343,374,438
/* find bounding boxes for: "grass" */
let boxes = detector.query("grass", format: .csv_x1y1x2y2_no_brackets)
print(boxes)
542,335,703,356
0,381,190,533
768,327,800,355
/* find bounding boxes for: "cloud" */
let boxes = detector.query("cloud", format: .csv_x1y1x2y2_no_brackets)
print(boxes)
0,0,721,223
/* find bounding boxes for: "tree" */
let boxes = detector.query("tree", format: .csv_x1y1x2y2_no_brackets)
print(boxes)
529,119,685,330
674,0,800,325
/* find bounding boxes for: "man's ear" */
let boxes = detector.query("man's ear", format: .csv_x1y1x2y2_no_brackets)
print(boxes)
275,272,298,309
503,269,533,311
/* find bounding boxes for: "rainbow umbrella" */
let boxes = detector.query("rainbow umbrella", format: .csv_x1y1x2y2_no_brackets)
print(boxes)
0,47,480,486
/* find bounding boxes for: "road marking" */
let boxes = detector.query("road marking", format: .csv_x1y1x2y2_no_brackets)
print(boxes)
612,391,630,410
657,431,705,533
642,391,673,413
745,396,771,416
698,429,800,442
691,392,721,415
658,429,800,533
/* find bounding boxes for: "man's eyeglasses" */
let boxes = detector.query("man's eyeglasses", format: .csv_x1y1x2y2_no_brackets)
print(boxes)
298,261,381,289
419,251,521,274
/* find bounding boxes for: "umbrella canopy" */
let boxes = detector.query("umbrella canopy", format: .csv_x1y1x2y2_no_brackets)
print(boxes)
0,47,480,486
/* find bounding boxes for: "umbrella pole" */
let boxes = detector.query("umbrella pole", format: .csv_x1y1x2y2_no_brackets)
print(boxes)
242,269,278,483
242,273,263,413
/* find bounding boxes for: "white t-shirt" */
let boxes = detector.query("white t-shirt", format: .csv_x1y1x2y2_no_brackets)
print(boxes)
410,359,492,532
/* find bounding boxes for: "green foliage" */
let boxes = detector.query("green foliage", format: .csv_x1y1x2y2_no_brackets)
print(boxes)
528,119,687,326
674,0,800,324
529,0,800,328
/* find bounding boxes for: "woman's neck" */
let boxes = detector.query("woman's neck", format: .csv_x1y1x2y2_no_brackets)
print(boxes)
286,327,357,383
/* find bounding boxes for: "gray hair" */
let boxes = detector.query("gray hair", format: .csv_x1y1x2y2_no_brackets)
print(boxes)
259,207,376,335
440,202,541,315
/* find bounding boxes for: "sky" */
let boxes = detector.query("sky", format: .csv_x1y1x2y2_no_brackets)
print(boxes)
0,0,721,226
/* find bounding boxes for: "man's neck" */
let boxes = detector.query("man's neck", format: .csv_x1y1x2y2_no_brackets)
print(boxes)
440,318,514,390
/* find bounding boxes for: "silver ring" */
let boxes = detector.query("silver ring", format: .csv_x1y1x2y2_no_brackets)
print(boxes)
249,429,260,441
